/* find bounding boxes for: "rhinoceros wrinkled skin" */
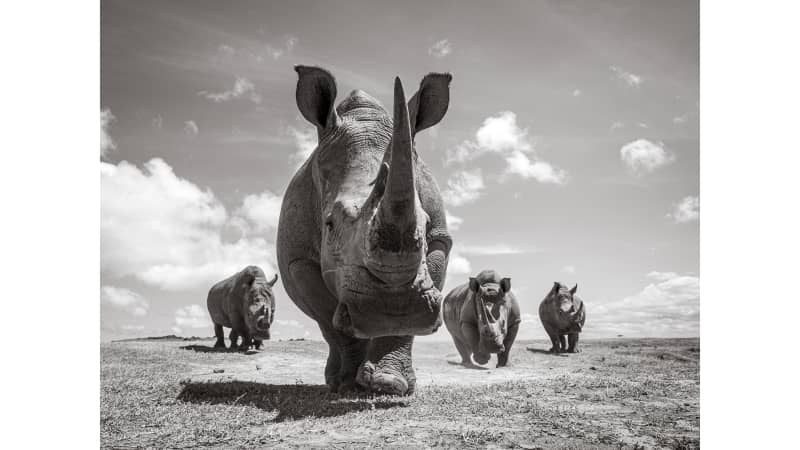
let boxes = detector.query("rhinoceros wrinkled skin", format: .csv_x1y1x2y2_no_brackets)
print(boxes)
443,270,521,368
207,266,278,351
276,66,453,395
538,282,586,353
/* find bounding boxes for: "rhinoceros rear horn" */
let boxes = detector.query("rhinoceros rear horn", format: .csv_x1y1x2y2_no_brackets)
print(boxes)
268,274,279,287
500,278,511,293
408,73,452,136
294,65,340,129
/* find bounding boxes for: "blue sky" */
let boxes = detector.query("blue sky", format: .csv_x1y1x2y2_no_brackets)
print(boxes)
100,0,699,341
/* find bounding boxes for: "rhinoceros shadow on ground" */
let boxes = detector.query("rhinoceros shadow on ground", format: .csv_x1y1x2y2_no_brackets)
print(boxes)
526,347,570,357
179,344,260,354
177,381,407,421
446,360,490,370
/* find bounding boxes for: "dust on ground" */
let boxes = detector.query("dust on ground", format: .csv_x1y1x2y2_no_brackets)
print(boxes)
101,337,699,449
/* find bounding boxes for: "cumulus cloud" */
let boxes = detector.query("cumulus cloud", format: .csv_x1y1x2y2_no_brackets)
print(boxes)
101,108,116,158
184,120,199,136
667,196,699,223
447,249,472,277
287,125,317,166
101,158,280,291
446,111,567,184
620,139,675,175
563,265,576,274
441,169,485,206
428,39,452,58
101,286,149,316
572,89,581,97
198,77,261,104
591,272,699,337
609,121,624,132
266,35,298,60
152,115,163,130
673,114,688,125
445,211,463,231
610,65,643,87
174,304,212,330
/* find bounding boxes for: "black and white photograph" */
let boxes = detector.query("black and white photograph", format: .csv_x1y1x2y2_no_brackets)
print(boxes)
7,0,800,448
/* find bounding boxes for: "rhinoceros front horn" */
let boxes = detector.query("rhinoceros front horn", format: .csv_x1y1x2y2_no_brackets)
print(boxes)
380,77,416,228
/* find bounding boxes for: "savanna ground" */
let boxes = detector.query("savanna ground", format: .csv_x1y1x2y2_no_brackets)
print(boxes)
101,337,699,449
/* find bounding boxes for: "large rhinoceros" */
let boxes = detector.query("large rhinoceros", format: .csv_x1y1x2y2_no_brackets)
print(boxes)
538,282,586,353
443,270,521,368
276,66,453,395
207,265,278,351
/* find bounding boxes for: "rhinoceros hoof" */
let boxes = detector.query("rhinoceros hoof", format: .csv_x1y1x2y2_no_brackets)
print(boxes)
355,361,410,396
567,348,581,353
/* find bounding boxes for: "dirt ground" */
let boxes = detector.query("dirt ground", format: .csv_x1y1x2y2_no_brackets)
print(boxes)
101,337,699,449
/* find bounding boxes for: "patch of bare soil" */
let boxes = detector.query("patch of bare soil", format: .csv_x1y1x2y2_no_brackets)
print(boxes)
101,338,699,449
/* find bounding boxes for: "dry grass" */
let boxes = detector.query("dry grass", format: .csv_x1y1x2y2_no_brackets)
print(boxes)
101,338,699,449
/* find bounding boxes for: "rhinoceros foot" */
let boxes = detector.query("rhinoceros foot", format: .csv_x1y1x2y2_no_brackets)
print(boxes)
354,336,416,396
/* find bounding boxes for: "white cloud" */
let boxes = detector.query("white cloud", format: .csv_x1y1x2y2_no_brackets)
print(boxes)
620,139,675,175
590,272,699,337
609,121,624,132
636,122,649,129
673,114,689,125
101,158,279,291
446,111,567,184
572,89,581,97
442,169,485,206
667,196,699,223
274,319,301,327
266,35,298,60
235,191,282,234
447,249,472,277
460,244,526,255
218,44,236,55
504,150,567,184
122,324,145,331
184,120,199,136
563,265,576,274
152,115,163,129
445,211,463,231
610,65,643,87
101,286,149,317
198,77,261,104
174,304,212,329
647,271,679,281
428,39,452,58
101,108,116,158
287,125,317,166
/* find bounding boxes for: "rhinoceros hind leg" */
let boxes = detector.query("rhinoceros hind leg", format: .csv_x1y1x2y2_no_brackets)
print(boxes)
228,330,239,350
253,339,263,350
213,324,226,348
356,336,416,396
567,333,581,353
238,335,253,351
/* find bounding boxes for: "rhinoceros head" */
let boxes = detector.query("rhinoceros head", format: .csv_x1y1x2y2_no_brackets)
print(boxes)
469,270,512,357
548,281,582,330
294,66,451,338
239,269,278,339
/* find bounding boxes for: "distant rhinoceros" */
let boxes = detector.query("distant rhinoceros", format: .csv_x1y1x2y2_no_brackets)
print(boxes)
538,282,586,353
207,266,278,351
443,270,521,368
277,66,453,395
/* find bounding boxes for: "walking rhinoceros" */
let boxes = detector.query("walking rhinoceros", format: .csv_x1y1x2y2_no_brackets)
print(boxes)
443,270,521,368
277,66,453,395
538,282,586,353
207,266,278,351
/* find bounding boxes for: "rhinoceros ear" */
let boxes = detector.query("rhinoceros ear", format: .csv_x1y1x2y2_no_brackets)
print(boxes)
295,65,340,129
469,277,480,292
551,282,561,295
570,284,578,295
408,73,452,137
500,278,511,293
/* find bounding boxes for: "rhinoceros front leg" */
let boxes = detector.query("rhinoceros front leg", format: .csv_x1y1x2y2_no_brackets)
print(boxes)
543,323,563,353
558,334,567,353
497,322,519,368
213,324,226,348
567,333,581,353
356,335,416,396
320,324,367,394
